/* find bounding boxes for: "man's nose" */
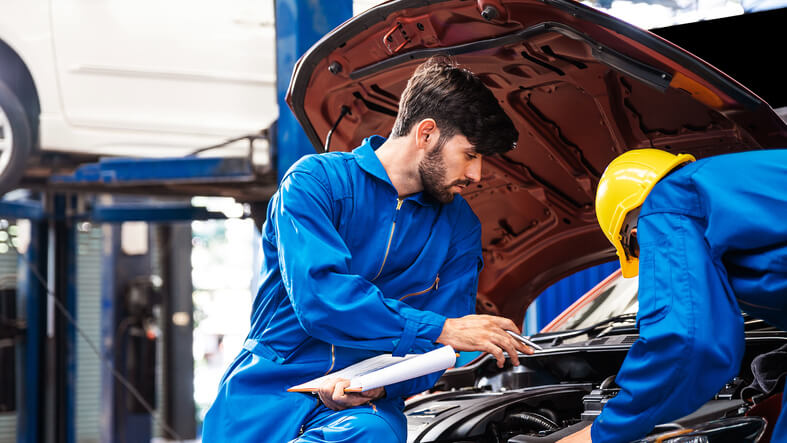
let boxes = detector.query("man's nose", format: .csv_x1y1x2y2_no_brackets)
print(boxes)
466,157,482,182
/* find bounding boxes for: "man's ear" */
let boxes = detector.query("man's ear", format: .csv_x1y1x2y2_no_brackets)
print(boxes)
414,119,439,152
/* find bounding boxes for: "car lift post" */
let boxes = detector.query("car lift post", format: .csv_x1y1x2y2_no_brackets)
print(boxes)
157,223,195,440
1,195,78,443
4,194,228,443
8,199,49,443
95,200,224,443
274,0,353,180
46,194,77,443
100,211,155,443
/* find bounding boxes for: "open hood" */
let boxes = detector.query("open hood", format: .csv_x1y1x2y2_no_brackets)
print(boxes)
286,0,787,324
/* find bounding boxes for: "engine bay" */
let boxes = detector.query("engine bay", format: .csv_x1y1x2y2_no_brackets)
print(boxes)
404,335,785,443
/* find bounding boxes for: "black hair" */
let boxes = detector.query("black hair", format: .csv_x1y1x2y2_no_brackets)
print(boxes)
391,56,518,155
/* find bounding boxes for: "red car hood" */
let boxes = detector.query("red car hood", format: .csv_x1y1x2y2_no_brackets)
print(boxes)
286,0,787,324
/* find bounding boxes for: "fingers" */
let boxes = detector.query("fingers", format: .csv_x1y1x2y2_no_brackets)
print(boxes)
479,329,518,367
475,315,527,366
318,378,351,411
360,386,385,401
318,379,382,411
506,331,535,356
317,379,337,410
479,340,503,367
331,379,351,409
493,328,523,366
502,333,522,367
488,315,520,334
437,314,534,367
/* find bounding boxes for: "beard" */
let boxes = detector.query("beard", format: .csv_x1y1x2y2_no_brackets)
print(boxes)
418,142,471,204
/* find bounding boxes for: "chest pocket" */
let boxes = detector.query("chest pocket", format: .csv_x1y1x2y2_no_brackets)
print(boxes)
398,275,440,306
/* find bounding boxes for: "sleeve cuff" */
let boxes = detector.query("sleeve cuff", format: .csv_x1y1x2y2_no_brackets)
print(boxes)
392,319,418,357
421,313,446,342
392,313,446,357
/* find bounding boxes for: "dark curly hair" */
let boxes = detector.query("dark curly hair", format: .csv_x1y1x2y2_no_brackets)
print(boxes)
391,56,518,155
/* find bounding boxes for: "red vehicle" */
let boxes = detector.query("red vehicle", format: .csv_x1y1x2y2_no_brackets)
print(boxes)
286,0,787,441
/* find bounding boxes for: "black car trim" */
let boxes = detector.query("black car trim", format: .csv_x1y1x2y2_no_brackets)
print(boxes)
287,0,762,153
543,0,761,108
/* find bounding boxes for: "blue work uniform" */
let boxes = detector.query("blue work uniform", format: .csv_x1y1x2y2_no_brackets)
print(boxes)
592,149,787,442
202,136,483,442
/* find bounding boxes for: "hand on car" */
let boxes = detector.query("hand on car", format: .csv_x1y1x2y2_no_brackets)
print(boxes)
317,378,386,411
436,314,534,367
556,423,592,442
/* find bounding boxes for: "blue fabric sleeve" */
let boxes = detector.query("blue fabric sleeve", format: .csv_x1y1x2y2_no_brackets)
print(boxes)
591,212,745,443
385,221,483,399
273,170,448,354
691,151,787,331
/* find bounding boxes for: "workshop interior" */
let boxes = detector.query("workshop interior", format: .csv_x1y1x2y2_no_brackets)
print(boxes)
0,0,786,442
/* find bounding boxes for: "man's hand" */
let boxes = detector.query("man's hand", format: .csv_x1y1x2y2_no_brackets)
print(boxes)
317,378,386,411
436,314,534,367
557,423,592,442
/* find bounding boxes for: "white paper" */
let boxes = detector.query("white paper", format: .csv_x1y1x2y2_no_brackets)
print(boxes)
288,345,456,392
348,345,457,391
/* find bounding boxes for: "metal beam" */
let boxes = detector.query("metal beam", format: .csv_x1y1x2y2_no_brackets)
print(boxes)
90,203,226,223
0,201,44,221
50,157,256,186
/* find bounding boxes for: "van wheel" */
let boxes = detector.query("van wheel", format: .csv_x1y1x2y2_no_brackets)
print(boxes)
0,82,32,195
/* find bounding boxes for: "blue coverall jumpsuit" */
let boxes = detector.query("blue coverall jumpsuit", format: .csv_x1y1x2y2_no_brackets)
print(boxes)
202,136,483,442
592,149,787,442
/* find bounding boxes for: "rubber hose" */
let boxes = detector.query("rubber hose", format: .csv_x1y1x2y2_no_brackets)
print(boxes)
537,407,560,424
507,412,559,431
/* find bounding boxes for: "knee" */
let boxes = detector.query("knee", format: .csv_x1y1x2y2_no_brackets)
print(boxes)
353,413,403,443
303,411,405,443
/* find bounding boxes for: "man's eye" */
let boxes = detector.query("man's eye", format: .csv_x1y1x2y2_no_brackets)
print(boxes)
467,154,478,160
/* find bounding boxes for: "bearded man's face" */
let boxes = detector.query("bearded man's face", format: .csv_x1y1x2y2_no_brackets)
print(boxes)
418,134,480,203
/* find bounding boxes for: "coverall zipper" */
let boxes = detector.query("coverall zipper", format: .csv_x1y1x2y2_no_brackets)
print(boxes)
371,198,403,281
325,344,336,375
329,199,403,374
399,275,440,301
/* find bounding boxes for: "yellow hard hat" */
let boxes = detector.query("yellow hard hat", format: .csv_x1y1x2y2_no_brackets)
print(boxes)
595,149,696,277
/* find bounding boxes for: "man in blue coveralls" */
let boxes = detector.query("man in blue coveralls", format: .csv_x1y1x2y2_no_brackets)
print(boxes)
559,148,787,442
203,57,535,442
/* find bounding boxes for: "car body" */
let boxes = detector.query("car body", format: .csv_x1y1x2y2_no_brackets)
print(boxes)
286,0,787,441
0,0,277,193
286,0,787,324
406,271,786,442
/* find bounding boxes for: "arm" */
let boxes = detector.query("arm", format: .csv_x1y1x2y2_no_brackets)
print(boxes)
385,217,533,399
590,212,745,443
385,219,482,399
277,167,530,403
274,169,445,356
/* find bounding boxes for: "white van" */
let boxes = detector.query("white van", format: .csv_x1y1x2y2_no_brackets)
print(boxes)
0,0,277,193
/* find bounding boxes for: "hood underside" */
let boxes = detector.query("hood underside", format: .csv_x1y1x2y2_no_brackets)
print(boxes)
287,0,787,324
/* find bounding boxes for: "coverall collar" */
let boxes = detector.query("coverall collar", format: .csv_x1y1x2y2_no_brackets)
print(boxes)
354,135,439,207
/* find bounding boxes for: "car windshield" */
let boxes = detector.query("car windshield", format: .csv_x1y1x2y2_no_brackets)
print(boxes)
552,275,639,332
